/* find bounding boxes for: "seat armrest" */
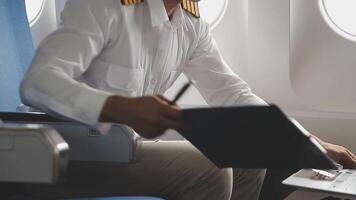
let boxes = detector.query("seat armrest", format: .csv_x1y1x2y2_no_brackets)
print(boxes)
0,112,136,163
0,123,69,183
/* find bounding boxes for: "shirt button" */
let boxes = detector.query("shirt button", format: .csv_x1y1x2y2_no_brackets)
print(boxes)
150,78,156,85
147,88,154,95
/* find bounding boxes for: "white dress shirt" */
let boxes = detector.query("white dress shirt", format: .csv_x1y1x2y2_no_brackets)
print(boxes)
20,0,266,127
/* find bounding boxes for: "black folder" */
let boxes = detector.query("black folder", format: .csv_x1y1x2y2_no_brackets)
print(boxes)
181,105,338,169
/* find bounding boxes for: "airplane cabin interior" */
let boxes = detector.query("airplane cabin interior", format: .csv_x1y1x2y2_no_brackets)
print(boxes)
0,0,355,199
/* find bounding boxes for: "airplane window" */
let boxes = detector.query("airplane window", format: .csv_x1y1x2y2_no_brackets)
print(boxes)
321,0,356,39
198,0,229,29
25,0,45,26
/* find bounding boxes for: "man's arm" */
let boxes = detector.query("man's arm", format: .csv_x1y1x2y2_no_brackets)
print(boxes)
20,0,119,125
183,20,356,168
21,0,181,137
183,21,267,107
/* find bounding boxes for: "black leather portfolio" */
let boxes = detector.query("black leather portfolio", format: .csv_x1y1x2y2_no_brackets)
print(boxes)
181,105,338,169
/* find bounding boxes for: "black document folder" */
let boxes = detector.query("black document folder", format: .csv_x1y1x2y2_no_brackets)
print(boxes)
181,105,338,169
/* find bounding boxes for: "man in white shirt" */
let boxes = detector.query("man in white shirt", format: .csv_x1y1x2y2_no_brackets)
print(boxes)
20,0,356,199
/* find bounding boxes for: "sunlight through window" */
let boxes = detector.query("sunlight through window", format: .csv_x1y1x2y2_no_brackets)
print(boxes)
25,0,44,25
199,0,229,29
321,0,356,39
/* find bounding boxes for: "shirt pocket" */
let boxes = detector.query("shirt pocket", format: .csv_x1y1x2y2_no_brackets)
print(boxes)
105,64,144,96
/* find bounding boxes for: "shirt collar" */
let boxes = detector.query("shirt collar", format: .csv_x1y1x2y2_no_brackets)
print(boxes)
171,4,184,28
147,0,169,27
147,0,184,28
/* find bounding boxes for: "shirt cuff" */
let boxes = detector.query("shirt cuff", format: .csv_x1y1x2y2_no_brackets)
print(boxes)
74,87,113,125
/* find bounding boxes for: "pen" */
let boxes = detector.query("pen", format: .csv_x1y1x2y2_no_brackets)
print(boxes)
171,80,195,105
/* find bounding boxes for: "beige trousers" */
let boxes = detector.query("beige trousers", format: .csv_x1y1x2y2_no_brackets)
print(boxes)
23,141,266,200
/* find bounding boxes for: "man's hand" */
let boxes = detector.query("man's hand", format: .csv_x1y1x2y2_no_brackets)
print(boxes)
312,135,356,168
321,142,356,169
100,95,182,139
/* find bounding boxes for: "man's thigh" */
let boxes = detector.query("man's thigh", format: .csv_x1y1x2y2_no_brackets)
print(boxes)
232,168,266,200
21,140,231,199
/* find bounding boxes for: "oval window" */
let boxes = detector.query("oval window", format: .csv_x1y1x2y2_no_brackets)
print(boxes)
25,0,45,25
199,0,229,29
321,0,356,39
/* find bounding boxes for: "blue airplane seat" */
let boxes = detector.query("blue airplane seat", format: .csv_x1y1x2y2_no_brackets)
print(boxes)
0,0,34,112
0,1,164,199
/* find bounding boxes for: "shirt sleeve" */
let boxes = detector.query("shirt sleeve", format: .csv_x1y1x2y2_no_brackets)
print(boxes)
183,20,268,107
20,0,121,126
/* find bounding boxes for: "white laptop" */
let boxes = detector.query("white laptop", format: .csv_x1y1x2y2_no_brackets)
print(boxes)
283,169,356,197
